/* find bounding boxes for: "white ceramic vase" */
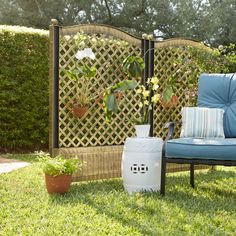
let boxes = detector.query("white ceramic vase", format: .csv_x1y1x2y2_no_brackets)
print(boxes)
135,124,150,137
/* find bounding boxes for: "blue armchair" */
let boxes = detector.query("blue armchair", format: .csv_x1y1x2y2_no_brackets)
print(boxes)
161,73,236,195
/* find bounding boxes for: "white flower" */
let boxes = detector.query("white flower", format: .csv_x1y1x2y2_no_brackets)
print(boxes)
152,84,159,91
138,102,143,108
75,48,96,60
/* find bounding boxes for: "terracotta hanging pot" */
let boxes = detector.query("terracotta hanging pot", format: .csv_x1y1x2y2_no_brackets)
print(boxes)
45,174,72,194
160,95,179,108
70,104,89,118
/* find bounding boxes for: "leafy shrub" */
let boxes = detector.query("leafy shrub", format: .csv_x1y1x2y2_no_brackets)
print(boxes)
0,26,49,149
37,152,82,176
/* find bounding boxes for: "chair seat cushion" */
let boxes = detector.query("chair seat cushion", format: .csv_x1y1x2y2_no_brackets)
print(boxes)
166,138,236,161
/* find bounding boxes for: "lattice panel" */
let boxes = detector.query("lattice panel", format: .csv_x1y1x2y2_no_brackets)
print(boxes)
59,32,141,148
153,46,200,139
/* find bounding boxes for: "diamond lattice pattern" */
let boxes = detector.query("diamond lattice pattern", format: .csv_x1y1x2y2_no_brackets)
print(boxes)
59,33,141,148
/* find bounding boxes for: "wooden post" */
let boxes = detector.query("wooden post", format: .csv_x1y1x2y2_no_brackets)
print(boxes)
49,19,60,156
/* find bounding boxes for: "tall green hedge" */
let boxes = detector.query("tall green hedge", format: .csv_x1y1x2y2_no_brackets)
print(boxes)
0,26,49,150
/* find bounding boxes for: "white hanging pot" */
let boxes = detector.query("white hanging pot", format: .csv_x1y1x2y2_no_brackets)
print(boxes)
135,124,150,137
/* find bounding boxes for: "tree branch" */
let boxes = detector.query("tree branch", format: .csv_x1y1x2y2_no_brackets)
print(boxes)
104,0,112,20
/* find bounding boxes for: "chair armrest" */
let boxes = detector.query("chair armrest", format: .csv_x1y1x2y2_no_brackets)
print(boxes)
162,122,176,159
164,122,175,141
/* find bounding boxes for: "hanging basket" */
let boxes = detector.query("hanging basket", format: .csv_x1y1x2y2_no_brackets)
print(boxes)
70,104,89,118
160,95,179,109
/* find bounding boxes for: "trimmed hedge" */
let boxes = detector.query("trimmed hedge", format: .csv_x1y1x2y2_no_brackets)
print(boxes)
0,26,49,149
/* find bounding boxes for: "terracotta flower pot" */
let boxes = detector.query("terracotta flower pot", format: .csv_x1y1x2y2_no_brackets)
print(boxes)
45,174,72,194
71,104,89,118
160,95,179,108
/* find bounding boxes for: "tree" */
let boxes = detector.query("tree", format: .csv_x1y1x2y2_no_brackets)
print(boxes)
0,0,235,46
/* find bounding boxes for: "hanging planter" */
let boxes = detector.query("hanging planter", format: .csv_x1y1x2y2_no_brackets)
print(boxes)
66,100,89,118
64,48,97,119
70,103,89,118
160,95,179,108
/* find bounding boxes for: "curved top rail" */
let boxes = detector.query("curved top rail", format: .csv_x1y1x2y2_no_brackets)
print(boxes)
60,24,142,47
153,38,212,51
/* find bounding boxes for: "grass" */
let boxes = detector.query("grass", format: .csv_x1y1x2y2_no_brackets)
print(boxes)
0,154,235,235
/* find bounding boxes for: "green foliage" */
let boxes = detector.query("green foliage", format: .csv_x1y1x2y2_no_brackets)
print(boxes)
102,56,143,122
103,79,138,122
37,153,82,176
122,56,145,78
0,155,236,235
0,0,235,46
0,25,49,149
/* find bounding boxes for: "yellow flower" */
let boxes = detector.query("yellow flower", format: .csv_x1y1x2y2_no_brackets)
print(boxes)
142,90,150,98
138,102,143,108
144,100,149,106
91,38,97,43
152,94,160,104
150,76,159,85
136,88,142,94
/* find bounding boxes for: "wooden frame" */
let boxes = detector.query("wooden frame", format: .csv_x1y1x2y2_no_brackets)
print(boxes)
49,19,213,181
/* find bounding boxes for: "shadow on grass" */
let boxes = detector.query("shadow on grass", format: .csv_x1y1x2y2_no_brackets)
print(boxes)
47,169,236,235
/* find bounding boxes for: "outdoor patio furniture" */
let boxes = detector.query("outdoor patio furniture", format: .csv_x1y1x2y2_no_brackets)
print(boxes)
122,137,163,193
161,73,236,195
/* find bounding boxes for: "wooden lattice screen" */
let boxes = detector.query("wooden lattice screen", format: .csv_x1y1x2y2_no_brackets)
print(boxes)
49,20,211,181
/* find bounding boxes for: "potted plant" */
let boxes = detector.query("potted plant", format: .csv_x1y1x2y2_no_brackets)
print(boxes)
38,153,83,194
160,76,179,109
65,48,96,118
132,76,160,137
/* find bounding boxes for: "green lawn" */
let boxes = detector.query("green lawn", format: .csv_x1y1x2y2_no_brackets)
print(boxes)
0,155,235,235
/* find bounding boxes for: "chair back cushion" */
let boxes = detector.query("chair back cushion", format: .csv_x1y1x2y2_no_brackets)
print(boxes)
198,73,236,138
180,107,225,138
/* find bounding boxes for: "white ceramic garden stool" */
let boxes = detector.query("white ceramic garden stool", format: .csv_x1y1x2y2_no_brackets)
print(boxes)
122,137,163,194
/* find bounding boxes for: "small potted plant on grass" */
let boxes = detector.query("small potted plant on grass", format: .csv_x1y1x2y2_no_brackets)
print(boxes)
38,153,83,194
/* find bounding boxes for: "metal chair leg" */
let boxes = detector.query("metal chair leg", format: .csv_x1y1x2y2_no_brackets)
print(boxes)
190,163,194,188
160,157,166,195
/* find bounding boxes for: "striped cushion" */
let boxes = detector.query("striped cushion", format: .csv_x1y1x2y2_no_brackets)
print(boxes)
180,107,225,138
